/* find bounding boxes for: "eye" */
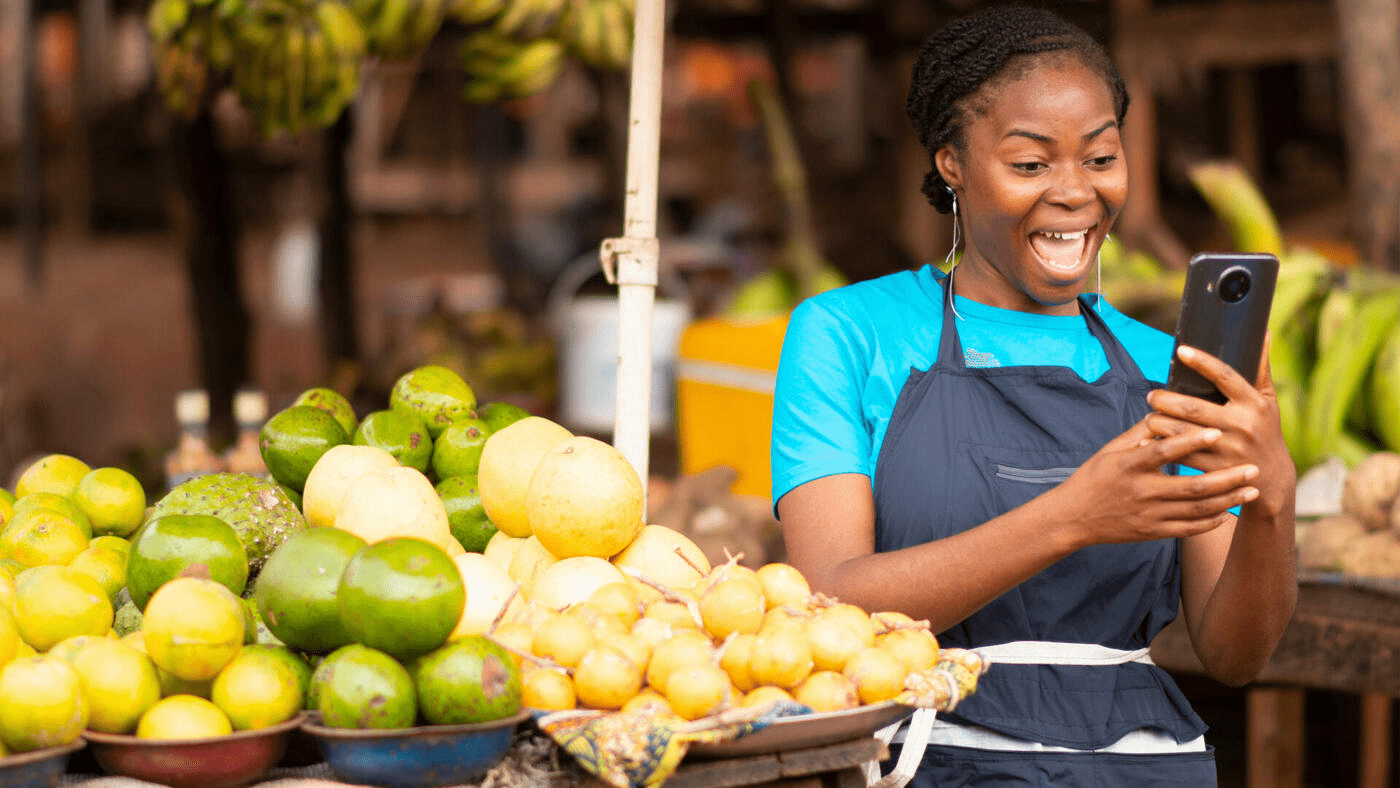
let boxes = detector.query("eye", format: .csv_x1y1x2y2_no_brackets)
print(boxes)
1087,155,1118,168
1011,162,1047,173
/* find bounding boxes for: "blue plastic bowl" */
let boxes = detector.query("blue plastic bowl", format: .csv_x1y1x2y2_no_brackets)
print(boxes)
301,710,529,788
0,740,85,788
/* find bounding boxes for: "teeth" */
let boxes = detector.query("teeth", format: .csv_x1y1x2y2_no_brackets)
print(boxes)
1040,230,1087,240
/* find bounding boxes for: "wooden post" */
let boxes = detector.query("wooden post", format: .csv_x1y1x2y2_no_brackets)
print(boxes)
17,0,43,288
318,112,361,379
169,105,249,448
1358,692,1392,788
1246,686,1305,788
1333,0,1400,271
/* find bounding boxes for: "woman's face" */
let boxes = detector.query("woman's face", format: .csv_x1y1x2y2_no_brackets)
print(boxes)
936,58,1127,315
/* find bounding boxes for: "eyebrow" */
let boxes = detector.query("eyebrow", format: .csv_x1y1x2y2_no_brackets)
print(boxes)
1004,121,1119,143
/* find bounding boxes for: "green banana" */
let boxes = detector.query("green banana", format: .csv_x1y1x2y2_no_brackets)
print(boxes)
493,0,565,39
370,0,415,57
315,0,368,59
148,0,193,44
1301,291,1400,469
594,0,632,70
406,0,447,52
1369,325,1400,453
1315,286,1360,360
1186,160,1285,258
498,38,565,97
284,25,308,133
450,0,506,25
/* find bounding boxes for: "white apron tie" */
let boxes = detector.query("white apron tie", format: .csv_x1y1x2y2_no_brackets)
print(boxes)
863,641,1201,788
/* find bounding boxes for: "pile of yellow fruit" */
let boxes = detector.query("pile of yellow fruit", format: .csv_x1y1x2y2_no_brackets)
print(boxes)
0,455,305,757
455,415,945,720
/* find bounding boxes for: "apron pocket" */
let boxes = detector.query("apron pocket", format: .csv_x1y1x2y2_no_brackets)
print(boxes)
888,743,1217,788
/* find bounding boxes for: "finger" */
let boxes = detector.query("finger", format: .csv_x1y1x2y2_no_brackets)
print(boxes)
1104,417,1156,452
1256,331,1276,394
1149,386,1228,426
1144,412,1196,440
1155,511,1236,539
1155,464,1260,500
1176,345,1258,403
1135,426,1224,467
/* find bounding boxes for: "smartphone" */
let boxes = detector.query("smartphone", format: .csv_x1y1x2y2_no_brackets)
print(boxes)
1166,252,1279,404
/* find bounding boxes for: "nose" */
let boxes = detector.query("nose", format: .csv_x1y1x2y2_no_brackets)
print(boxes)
1046,166,1094,209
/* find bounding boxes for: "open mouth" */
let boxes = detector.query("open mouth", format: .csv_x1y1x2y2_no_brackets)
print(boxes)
1029,228,1093,274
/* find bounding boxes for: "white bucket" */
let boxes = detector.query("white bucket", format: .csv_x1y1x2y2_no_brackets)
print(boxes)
548,255,692,434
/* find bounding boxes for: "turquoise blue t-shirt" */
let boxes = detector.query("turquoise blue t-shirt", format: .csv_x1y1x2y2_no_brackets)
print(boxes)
771,265,1178,510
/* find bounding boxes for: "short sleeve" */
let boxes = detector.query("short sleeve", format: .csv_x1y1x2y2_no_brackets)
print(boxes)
771,297,874,512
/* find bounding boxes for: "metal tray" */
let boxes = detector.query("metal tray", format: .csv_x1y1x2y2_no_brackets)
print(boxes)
686,701,915,759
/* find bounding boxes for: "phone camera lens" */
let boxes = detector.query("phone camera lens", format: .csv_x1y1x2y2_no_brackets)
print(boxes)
1218,268,1251,303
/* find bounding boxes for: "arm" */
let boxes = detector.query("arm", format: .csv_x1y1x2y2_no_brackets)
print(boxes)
779,420,1262,632
1148,345,1298,686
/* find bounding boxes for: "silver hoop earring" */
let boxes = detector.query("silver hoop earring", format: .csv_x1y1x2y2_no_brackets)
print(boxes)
946,192,964,321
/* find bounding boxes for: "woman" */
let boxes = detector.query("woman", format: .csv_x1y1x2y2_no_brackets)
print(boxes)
770,6,1297,786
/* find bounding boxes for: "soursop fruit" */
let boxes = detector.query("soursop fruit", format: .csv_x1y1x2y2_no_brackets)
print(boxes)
150,472,306,573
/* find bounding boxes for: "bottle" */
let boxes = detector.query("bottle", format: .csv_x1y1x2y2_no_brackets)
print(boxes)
223,390,270,477
164,390,224,491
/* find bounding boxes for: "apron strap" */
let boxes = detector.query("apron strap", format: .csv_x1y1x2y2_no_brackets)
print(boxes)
862,641,1160,786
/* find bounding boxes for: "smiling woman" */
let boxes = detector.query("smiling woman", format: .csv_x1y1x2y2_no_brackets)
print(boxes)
770,6,1298,788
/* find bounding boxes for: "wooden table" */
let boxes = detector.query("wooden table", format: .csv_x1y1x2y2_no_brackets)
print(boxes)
1151,577,1400,788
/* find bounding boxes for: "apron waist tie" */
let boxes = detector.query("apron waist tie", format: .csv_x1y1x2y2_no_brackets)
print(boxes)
864,641,1195,788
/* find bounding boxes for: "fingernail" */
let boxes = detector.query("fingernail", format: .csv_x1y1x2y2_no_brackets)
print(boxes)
1244,465,1260,480
1202,428,1222,442
1178,346,1197,360
1243,487,1260,502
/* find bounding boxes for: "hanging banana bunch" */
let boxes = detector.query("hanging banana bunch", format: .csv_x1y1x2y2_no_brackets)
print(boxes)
349,0,449,59
148,0,239,117
229,0,369,136
450,0,631,104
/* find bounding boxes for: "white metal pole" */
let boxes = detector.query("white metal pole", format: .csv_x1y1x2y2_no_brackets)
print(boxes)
604,0,666,490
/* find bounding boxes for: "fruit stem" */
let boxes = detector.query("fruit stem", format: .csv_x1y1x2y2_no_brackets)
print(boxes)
486,582,523,636
620,567,705,628
672,546,708,581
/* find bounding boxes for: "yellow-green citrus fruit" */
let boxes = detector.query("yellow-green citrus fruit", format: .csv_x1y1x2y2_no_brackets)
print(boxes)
126,513,248,611
1,508,89,569
143,577,246,681
430,419,492,480
71,638,162,733
67,547,126,601
241,645,313,709
259,406,349,492
389,365,477,439
14,455,91,499
13,493,92,540
476,401,531,433
136,695,232,739
337,537,464,661
73,467,147,538
410,636,522,724
353,409,433,474
0,606,18,665
211,650,303,730
292,387,359,443
315,644,417,729
436,475,498,554
0,656,89,751
254,526,365,654
13,566,113,652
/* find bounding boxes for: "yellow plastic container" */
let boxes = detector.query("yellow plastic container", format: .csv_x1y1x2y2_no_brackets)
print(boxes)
675,315,790,498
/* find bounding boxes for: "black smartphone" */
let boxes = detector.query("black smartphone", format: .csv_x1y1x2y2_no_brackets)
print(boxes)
1166,252,1279,404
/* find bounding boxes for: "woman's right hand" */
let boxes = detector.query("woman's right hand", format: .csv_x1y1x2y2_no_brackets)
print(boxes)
1051,418,1260,549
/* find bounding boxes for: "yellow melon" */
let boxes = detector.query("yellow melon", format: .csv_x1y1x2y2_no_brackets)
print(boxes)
526,437,643,559
477,417,573,538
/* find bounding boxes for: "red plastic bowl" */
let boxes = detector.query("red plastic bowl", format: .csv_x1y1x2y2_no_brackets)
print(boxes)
82,713,305,788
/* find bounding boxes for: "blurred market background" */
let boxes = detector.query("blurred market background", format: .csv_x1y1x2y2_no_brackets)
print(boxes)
2,0,1400,783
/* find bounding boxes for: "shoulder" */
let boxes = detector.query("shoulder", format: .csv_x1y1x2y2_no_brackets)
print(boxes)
1093,297,1175,383
789,266,940,343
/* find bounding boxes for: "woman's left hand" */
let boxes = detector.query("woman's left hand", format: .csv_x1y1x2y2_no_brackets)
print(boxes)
1144,340,1296,518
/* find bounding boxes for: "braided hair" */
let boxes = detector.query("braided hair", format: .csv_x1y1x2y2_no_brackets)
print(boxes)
906,6,1129,213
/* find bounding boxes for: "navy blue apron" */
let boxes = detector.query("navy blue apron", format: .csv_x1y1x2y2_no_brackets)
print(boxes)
874,276,1215,786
